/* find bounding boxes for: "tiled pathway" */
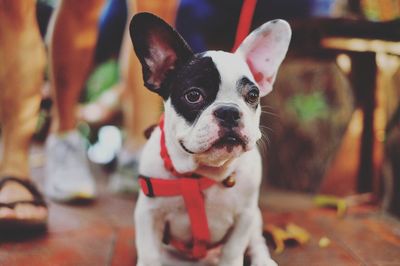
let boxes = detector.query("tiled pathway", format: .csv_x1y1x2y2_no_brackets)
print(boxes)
1,165,399,266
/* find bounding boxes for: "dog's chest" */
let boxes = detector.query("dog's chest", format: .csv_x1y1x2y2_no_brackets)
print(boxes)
162,184,242,244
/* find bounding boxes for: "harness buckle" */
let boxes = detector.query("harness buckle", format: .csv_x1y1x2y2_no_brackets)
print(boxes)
138,176,155,197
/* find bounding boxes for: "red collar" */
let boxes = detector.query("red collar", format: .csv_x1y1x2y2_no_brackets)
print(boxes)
159,115,202,178
138,115,217,259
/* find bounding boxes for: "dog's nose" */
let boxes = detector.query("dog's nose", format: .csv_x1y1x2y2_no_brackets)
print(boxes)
214,106,242,128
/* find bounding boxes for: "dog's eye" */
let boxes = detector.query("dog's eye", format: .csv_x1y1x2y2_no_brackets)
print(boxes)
245,88,259,104
184,89,203,104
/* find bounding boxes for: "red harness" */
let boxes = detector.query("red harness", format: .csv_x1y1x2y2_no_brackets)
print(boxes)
138,115,217,259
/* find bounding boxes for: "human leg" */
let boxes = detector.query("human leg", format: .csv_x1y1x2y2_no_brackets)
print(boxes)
0,0,47,225
48,0,105,132
45,0,105,202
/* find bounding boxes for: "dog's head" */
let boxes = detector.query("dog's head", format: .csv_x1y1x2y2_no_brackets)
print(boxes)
130,13,291,168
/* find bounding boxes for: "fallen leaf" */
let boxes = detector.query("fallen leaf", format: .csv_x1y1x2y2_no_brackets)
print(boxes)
264,223,311,253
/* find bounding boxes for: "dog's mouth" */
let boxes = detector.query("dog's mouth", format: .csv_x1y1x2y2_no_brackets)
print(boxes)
212,131,246,152
179,131,247,154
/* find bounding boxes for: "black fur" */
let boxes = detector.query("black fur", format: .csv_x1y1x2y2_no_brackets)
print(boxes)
169,54,221,124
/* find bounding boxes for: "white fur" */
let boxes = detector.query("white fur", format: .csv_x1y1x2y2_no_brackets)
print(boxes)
135,19,291,266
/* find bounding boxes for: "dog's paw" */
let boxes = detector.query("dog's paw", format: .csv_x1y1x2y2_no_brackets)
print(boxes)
251,258,278,266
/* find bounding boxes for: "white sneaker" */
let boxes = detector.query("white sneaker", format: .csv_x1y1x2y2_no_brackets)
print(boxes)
44,130,96,202
108,149,140,194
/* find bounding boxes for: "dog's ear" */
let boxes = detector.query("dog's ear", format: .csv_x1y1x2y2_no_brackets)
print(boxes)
235,20,291,97
129,12,193,98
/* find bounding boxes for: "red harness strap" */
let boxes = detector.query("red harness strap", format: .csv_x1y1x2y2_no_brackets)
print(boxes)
139,176,215,258
139,115,216,259
159,115,183,178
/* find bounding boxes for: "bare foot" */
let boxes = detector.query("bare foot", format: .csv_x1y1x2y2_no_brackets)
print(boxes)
0,180,47,222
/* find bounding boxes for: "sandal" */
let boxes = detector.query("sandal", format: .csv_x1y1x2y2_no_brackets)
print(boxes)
0,176,48,231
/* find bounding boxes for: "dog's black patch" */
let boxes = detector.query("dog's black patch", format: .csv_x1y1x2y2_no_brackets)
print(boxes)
237,77,255,90
168,54,221,124
237,76,260,110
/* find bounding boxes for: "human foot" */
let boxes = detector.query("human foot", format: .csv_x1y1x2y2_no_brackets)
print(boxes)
45,130,96,202
0,177,47,227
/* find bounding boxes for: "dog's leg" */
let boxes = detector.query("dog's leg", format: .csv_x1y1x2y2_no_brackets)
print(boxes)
248,209,277,266
135,195,164,266
218,207,255,266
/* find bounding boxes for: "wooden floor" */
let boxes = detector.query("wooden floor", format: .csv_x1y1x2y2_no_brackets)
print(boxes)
1,161,400,266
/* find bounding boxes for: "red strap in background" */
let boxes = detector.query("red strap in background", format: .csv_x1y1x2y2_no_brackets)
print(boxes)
232,0,258,52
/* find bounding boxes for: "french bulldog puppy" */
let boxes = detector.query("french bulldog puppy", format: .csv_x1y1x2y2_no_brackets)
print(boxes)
130,12,291,266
